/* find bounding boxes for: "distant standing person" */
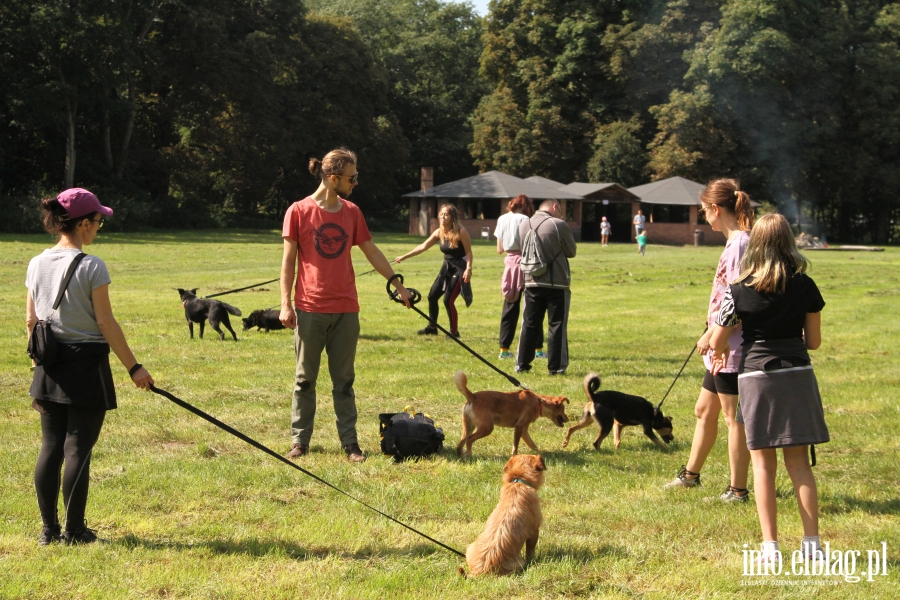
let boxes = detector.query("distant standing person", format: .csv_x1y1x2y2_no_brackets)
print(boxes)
633,209,646,237
665,178,754,502
493,195,544,360
516,199,577,376
396,204,472,338
26,188,154,545
637,230,647,255
600,216,611,247
281,148,412,462
710,212,829,563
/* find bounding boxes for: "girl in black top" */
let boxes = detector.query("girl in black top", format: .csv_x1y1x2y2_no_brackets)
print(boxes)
396,204,473,337
709,213,828,564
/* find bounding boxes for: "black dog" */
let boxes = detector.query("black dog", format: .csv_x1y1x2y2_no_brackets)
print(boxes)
177,288,242,341
561,373,674,450
242,309,285,332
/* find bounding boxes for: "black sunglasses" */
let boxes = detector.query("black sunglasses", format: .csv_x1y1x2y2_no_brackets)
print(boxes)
334,172,359,184
92,217,105,228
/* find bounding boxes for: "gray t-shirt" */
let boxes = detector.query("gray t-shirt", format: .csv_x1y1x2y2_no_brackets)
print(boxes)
26,248,111,343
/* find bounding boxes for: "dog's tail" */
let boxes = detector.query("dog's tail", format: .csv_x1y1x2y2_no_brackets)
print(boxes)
583,372,602,401
454,371,475,403
221,302,242,317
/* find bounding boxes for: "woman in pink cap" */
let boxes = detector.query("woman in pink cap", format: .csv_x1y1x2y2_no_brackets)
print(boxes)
25,188,154,546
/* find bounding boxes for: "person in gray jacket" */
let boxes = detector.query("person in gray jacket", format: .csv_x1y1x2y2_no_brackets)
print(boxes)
515,199,577,375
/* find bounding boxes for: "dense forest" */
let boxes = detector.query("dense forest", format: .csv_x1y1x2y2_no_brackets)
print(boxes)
1,0,898,242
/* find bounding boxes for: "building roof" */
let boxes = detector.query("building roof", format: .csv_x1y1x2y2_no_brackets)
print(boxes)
627,176,706,206
523,176,567,189
558,182,639,200
402,170,584,200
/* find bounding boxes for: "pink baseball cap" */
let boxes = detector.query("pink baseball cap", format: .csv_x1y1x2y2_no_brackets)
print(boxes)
57,188,114,220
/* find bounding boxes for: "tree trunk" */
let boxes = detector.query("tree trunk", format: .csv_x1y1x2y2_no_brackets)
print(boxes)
103,102,114,173
64,91,77,189
115,78,136,180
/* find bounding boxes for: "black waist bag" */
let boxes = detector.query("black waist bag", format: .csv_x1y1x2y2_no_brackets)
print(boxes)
28,253,87,367
379,412,444,462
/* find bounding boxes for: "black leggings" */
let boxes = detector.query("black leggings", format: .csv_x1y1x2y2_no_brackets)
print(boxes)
34,401,106,531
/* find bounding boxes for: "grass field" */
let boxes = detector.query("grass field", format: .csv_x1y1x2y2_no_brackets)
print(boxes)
1,230,898,599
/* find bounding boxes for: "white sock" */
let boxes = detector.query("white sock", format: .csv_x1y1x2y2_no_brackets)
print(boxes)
761,540,780,557
802,536,823,556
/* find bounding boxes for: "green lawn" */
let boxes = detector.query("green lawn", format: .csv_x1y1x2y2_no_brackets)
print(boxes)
1,231,897,599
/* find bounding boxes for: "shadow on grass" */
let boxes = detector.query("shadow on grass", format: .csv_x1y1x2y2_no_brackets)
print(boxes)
539,543,628,563
820,495,900,516
118,534,461,560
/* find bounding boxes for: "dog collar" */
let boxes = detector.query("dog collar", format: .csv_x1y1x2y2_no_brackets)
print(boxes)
510,478,534,488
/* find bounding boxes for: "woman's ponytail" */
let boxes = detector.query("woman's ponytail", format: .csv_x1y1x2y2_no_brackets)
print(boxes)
701,179,755,232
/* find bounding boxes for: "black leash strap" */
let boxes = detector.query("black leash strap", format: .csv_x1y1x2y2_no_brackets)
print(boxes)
386,274,526,390
357,259,399,278
204,278,280,299
149,385,465,559
656,327,708,411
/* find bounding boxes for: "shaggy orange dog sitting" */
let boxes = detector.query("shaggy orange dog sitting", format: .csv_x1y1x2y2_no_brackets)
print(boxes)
465,454,546,576
455,371,569,457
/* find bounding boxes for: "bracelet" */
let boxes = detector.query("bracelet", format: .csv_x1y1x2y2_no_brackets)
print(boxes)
129,363,143,377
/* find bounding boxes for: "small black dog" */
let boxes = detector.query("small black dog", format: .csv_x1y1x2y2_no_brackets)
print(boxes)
242,309,285,332
177,288,242,341
562,373,674,450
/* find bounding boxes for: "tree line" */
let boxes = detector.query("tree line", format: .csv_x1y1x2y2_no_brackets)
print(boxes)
2,0,897,243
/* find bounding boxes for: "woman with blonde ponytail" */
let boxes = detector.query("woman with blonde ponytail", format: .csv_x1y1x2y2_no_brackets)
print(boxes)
665,179,755,502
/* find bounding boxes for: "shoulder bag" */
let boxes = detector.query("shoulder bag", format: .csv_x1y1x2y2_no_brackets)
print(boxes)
28,252,87,367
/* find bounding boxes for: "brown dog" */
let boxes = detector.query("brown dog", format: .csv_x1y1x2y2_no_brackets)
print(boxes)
465,454,545,576
455,371,569,457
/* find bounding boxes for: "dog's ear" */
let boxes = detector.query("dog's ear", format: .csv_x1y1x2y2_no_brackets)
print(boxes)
191,288,198,295
561,396,569,405
533,455,546,471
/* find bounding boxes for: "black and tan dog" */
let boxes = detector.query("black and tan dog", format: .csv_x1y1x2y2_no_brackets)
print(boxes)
177,288,242,341
562,373,673,450
242,309,285,332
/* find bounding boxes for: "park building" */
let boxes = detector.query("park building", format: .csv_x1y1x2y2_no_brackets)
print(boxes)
403,169,730,246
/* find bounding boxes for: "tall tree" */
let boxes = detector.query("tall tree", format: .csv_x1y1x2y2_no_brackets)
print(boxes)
306,0,487,195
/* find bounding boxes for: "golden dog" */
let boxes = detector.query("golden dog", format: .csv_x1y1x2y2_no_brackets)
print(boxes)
465,454,546,576
455,370,569,457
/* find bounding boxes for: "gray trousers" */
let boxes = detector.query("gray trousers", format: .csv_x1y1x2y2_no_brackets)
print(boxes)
291,311,360,446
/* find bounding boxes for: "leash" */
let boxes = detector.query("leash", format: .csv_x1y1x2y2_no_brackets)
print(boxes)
385,274,527,390
149,385,465,559
655,327,707,411
204,278,280,299
357,259,399,278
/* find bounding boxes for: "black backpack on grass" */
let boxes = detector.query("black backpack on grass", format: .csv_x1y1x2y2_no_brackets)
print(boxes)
379,412,444,462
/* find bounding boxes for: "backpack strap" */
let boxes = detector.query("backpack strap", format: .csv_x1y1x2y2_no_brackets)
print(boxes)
532,215,564,281
52,252,88,311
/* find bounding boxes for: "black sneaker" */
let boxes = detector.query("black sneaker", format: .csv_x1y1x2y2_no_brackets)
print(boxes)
62,524,99,545
446,331,460,339
515,364,532,373
342,443,366,463
417,327,438,335
39,524,61,546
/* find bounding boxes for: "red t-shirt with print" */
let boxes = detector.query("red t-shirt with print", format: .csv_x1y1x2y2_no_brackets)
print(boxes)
282,197,372,313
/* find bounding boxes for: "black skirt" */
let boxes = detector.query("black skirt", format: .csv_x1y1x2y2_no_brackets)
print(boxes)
30,342,117,413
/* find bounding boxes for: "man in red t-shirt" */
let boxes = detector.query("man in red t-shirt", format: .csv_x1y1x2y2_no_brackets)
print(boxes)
280,148,411,462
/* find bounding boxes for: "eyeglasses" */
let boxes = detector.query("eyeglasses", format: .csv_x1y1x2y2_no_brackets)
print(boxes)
92,217,105,228
333,173,359,184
